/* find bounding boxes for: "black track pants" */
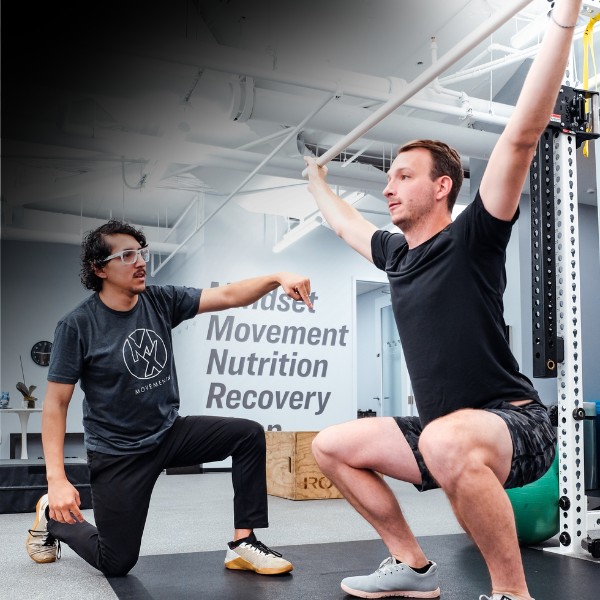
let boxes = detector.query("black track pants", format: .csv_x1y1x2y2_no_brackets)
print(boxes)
48,416,268,576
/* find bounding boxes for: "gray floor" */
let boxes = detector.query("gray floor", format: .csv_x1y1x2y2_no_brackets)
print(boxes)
2,472,463,599
2,472,595,600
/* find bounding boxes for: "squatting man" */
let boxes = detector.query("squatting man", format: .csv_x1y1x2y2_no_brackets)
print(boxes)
304,1,581,599
26,218,313,577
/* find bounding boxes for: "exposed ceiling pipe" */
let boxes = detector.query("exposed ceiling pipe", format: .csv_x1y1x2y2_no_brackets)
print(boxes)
248,87,500,159
6,116,388,193
5,99,487,208
301,0,534,174
217,56,517,126
5,84,496,211
341,142,375,168
460,43,522,72
104,32,519,130
235,128,292,151
440,25,587,86
429,37,463,101
440,44,539,86
190,93,337,224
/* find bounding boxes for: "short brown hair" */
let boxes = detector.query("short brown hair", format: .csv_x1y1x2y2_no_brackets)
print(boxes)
397,140,464,212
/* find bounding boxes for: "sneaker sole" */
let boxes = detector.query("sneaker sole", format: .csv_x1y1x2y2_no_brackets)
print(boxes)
341,582,441,599
224,556,293,575
26,496,56,564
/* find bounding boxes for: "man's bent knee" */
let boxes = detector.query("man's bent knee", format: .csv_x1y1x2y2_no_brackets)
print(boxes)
311,429,328,466
236,419,266,446
418,411,512,489
101,554,138,577
418,418,470,486
312,427,341,469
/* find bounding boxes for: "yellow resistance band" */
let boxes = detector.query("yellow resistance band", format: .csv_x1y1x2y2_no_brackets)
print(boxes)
582,13,600,156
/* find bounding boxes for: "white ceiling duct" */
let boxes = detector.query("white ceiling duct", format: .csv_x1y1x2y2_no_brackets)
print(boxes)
245,87,500,162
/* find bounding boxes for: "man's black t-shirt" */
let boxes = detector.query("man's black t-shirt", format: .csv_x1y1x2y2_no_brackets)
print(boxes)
371,191,540,426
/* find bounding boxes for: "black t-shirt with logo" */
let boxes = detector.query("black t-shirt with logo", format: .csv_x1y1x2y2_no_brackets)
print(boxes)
371,191,541,427
48,285,201,454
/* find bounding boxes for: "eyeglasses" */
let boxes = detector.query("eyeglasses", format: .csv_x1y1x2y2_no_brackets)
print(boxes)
102,247,150,264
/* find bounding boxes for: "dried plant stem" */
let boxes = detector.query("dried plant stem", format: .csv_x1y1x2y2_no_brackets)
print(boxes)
19,355,27,387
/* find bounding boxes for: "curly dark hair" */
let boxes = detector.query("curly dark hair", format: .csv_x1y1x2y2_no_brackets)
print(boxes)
397,139,464,213
80,219,147,291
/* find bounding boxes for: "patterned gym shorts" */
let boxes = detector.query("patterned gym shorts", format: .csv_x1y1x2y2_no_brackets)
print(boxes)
394,401,556,492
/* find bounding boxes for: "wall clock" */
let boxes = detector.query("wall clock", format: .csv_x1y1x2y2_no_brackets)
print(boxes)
31,340,53,367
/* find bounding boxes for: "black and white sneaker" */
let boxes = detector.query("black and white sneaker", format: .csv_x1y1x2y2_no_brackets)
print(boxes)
224,533,293,575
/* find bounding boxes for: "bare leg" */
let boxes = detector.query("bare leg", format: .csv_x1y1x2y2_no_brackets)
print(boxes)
312,417,428,568
419,409,532,600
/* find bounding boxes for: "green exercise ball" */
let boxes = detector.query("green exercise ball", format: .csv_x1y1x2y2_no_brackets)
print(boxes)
506,452,559,546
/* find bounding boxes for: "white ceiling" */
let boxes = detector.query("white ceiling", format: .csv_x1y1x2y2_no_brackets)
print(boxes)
2,0,599,254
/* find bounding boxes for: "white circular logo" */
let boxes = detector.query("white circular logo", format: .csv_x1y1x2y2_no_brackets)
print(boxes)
123,329,168,380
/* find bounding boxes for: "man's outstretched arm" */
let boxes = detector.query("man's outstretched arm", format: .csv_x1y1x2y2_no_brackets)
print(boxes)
198,272,313,313
480,0,583,221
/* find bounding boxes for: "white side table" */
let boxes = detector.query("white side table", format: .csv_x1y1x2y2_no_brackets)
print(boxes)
0,408,43,459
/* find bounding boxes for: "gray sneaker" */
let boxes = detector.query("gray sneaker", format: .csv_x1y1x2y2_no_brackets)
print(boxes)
341,557,440,598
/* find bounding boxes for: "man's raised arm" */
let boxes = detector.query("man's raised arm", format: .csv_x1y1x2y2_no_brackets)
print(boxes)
480,0,583,221
304,157,378,262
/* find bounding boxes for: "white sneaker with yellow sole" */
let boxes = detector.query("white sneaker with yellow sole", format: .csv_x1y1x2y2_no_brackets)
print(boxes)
224,533,293,575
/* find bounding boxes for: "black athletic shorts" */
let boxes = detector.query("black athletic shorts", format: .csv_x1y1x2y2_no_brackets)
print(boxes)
394,401,556,492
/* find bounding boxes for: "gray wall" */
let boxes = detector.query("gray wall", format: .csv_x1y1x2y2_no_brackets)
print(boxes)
147,199,384,432
0,242,90,458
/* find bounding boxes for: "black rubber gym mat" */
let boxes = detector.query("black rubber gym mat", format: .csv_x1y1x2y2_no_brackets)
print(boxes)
106,534,600,599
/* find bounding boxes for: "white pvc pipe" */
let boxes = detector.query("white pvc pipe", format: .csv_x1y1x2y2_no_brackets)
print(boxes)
160,196,198,243
236,128,292,151
108,32,518,130
197,90,337,230
341,141,375,168
442,26,586,86
440,45,539,86
301,0,534,176
150,90,339,276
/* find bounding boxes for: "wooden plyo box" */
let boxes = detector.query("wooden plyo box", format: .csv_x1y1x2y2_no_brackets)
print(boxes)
265,431,343,500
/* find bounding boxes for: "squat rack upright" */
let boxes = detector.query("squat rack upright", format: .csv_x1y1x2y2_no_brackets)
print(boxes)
530,59,600,557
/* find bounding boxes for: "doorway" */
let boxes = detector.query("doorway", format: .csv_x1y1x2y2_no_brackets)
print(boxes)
355,279,414,419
